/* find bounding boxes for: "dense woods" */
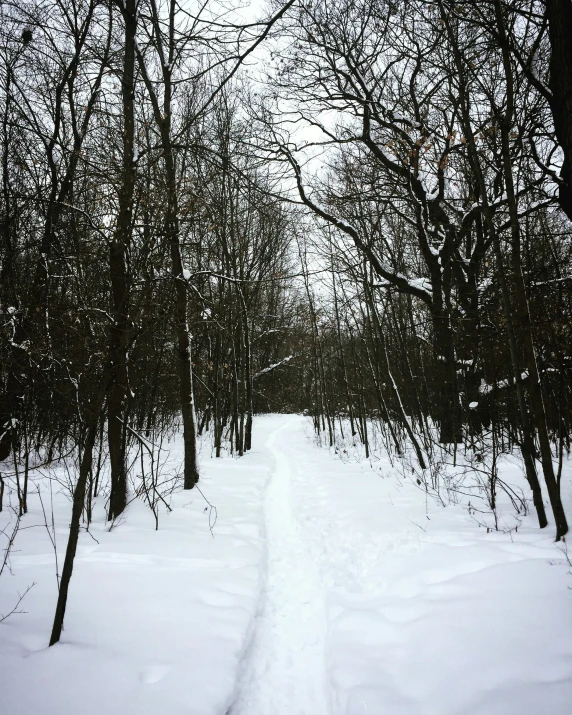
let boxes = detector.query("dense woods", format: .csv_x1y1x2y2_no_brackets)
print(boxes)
1,0,572,643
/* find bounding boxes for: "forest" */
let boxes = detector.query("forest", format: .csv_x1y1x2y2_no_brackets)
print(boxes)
1,1,572,713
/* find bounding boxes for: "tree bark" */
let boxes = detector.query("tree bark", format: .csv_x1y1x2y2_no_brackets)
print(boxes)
495,0,566,537
108,0,136,520
545,0,572,221
50,378,109,645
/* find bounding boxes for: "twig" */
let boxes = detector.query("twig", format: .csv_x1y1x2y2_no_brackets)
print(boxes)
195,485,218,537
0,583,35,623
37,485,60,589
1,512,20,577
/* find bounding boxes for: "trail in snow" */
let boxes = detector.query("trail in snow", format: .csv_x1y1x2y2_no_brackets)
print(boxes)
232,415,572,715
2,414,571,715
230,418,331,715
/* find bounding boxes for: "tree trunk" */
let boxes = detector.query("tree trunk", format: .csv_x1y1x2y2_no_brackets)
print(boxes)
495,0,564,537
108,0,136,520
50,379,108,645
546,0,572,221
431,303,460,444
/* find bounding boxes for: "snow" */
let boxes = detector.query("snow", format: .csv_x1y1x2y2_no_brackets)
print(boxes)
252,354,295,379
533,275,572,286
2,415,572,715
230,421,331,714
391,110,420,128
0,424,277,715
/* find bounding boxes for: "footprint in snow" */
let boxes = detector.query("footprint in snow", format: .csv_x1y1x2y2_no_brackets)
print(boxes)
140,664,170,684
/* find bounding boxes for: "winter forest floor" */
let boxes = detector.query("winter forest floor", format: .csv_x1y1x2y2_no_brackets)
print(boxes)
1,414,572,715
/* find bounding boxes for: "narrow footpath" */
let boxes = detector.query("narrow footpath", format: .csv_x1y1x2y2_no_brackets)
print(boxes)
230,418,332,715
228,415,572,715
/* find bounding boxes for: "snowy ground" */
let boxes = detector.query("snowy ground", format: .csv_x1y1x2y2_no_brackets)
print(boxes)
1,414,572,714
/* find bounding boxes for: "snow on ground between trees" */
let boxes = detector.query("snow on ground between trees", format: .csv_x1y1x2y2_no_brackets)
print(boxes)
1,414,572,715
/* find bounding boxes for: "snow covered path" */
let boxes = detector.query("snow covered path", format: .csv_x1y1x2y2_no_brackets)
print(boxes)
231,414,572,715
230,419,331,715
2,414,572,715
